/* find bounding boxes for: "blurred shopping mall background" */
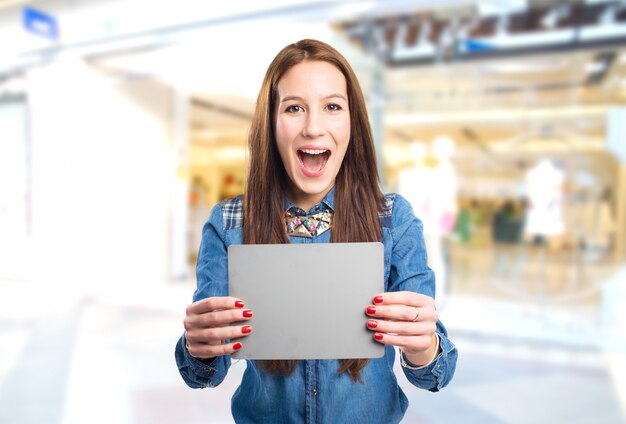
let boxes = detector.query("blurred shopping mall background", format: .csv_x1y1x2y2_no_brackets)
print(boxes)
1,0,626,423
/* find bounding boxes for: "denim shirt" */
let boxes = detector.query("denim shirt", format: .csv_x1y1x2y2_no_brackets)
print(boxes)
175,188,458,423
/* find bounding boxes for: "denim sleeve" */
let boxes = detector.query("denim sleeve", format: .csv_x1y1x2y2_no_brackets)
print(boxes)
175,203,232,388
388,194,458,392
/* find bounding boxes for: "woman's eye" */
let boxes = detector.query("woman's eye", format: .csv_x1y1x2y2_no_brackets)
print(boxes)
327,103,342,111
285,105,303,113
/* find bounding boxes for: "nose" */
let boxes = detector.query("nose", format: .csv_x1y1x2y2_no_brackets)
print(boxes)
302,110,325,138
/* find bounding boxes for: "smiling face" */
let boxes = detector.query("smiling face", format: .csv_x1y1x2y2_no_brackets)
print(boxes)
275,60,350,211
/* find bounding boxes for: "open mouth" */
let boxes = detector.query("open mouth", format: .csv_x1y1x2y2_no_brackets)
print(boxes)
297,148,331,176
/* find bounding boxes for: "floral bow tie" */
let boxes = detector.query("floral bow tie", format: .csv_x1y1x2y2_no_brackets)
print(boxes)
284,206,334,238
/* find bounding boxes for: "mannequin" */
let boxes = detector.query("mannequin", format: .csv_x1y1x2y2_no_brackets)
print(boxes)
524,159,565,240
523,159,565,292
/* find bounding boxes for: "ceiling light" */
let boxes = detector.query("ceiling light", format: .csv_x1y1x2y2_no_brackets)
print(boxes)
541,5,569,29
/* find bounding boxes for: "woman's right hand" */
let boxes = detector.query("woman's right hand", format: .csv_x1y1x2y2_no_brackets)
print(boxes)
183,296,253,360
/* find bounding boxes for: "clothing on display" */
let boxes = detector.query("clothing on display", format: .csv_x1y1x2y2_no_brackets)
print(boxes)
524,159,565,237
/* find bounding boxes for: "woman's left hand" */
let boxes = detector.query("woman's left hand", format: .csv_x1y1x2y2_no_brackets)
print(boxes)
365,291,440,367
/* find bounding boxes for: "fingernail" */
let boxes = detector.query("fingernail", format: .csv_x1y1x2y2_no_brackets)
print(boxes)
242,325,252,334
366,306,377,315
233,342,243,350
374,333,383,341
367,320,378,329
235,300,245,308
373,296,384,304
243,310,253,318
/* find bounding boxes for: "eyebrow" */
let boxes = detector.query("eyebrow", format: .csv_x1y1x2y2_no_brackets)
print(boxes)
279,93,347,104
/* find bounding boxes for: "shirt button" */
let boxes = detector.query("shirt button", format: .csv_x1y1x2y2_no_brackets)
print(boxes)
311,388,318,396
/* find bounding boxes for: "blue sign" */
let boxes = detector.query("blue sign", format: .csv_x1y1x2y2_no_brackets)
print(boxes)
462,38,495,52
23,6,58,40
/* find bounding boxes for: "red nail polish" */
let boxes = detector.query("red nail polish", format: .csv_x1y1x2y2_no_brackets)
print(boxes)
242,325,252,334
235,300,245,308
243,310,253,318
233,342,242,350
366,306,377,315
373,296,384,304
367,320,378,329
374,333,383,341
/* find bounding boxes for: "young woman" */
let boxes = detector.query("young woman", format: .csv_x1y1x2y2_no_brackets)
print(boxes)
176,39,457,423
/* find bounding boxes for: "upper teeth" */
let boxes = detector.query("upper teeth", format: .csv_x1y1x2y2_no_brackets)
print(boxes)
301,149,326,155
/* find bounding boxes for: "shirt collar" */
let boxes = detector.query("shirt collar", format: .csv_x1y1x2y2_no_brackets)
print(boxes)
284,185,335,214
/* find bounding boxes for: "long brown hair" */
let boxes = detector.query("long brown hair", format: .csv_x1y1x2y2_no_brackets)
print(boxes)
244,39,385,382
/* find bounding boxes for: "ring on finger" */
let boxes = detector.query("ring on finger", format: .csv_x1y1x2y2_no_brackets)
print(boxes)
411,307,420,322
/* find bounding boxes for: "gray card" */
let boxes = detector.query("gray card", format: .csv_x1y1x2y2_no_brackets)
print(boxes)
228,242,385,360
